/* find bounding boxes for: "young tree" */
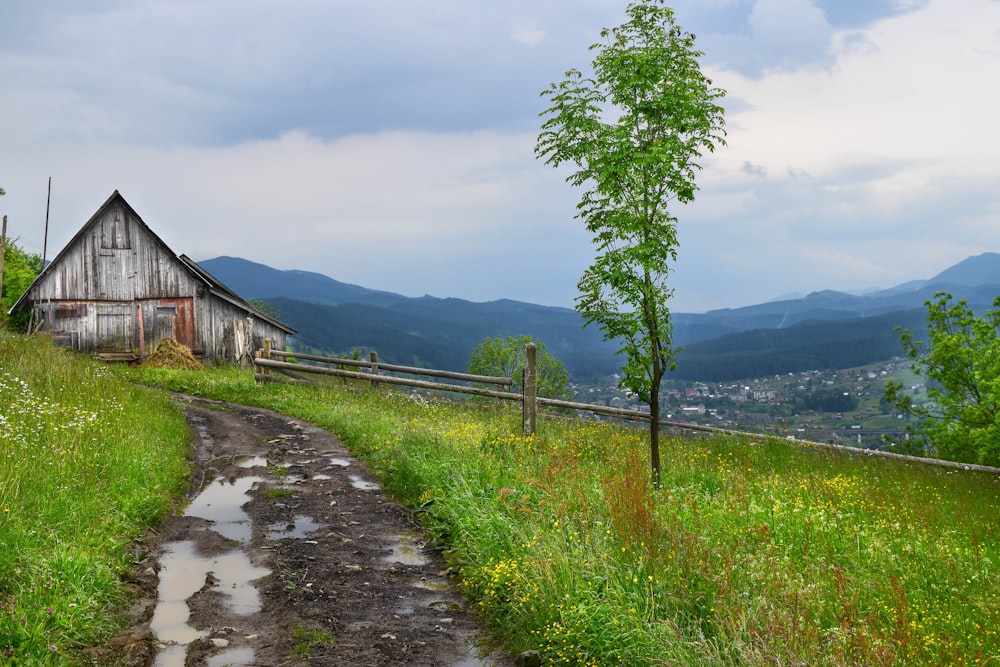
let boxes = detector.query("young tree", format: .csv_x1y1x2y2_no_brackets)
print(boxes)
535,0,725,483
884,292,1000,466
468,335,572,401
1,238,44,331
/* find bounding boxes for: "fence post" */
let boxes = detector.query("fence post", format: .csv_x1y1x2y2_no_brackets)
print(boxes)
523,342,537,435
369,351,379,389
263,338,272,378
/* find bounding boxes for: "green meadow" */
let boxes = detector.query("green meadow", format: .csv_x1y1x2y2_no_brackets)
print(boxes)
0,332,189,664
2,330,999,665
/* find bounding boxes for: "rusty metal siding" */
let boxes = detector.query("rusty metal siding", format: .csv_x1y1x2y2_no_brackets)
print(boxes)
138,297,197,355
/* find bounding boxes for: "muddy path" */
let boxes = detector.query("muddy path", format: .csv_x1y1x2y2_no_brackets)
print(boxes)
101,395,512,667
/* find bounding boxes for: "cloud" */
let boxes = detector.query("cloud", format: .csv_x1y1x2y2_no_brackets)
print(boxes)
3,0,999,314
511,19,547,47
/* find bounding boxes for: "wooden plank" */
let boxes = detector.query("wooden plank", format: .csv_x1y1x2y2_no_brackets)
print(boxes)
253,358,522,400
267,349,513,387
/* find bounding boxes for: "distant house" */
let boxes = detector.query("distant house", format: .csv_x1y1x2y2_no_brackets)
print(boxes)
8,190,295,361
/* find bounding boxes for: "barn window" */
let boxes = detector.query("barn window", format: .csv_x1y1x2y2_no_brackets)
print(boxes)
156,305,177,315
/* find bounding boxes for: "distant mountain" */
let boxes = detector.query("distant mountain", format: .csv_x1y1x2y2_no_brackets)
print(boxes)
198,256,409,308
929,252,1000,286
199,253,1000,382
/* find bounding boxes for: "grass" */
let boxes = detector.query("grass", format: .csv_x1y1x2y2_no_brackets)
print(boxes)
2,334,997,665
289,625,334,659
130,365,1000,666
0,332,190,663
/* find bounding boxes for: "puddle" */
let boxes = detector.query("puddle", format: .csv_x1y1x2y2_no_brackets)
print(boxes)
151,541,270,667
349,474,379,491
383,540,430,566
266,515,320,540
312,474,332,481
236,455,267,468
206,645,255,667
184,476,262,543
152,474,270,667
413,578,450,592
451,642,501,667
328,457,352,467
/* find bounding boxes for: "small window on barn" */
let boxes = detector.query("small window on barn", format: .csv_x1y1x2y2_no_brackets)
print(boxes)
55,303,87,318
156,305,177,315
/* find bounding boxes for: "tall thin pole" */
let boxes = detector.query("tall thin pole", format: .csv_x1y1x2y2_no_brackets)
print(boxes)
42,177,52,265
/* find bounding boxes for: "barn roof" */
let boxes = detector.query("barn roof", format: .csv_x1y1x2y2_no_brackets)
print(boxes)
8,190,296,335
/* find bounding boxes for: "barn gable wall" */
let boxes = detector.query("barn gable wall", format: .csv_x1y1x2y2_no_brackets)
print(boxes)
27,201,200,303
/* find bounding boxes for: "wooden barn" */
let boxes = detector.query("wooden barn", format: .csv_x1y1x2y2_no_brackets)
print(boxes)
8,190,295,362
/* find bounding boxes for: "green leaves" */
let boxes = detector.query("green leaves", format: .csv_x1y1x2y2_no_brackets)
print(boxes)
1,239,44,331
468,335,572,402
885,292,1000,465
537,0,724,483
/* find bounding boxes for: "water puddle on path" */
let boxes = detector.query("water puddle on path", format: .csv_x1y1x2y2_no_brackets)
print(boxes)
235,455,267,469
150,541,269,667
328,457,352,467
266,515,319,540
382,536,430,566
184,475,262,543
151,474,270,667
206,645,255,667
349,474,380,491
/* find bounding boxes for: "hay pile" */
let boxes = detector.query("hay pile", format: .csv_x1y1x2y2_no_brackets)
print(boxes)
144,337,203,370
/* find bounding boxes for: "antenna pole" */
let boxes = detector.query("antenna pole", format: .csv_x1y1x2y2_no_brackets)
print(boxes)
43,177,51,265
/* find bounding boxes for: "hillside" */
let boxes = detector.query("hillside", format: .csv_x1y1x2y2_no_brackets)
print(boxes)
199,253,1000,381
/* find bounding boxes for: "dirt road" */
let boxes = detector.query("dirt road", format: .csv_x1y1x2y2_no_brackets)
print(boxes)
95,395,512,667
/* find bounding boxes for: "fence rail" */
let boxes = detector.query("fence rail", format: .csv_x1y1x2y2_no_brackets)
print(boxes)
253,342,1000,476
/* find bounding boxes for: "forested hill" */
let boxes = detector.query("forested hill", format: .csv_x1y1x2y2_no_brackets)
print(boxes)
668,308,928,381
266,296,623,381
199,254,1000,382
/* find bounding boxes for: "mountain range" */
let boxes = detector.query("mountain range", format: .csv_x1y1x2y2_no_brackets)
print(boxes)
200,253,1000,382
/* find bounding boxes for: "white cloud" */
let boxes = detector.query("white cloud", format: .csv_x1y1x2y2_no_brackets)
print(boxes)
511,19,547,47
3,0,999,314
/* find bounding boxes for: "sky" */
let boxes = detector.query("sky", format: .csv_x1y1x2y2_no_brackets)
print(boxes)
2,0,999,313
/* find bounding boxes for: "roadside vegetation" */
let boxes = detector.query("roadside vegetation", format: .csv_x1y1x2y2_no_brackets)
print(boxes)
0,331,190,663
3,328,999,665
132,364,1000,666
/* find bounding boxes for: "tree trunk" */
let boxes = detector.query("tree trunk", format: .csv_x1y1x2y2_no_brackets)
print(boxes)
649,379,661,487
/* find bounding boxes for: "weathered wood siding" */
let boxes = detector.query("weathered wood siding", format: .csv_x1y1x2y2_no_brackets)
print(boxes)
18,192,293,360
28,201,200,303
196,295,290,363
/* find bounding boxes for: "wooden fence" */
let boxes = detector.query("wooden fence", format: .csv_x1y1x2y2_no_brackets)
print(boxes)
253,341,1000,476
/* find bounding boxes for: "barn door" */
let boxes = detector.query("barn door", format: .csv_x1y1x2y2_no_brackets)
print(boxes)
148,298,196,351
96,304,138,352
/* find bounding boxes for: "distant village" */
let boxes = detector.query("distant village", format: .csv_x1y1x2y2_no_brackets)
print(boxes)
572,358,921,450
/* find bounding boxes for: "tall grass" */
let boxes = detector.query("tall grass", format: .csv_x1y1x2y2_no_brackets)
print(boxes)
134,367,1000,666
0,332,190,664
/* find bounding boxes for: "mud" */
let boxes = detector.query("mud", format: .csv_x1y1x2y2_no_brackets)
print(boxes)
87,395,511,667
